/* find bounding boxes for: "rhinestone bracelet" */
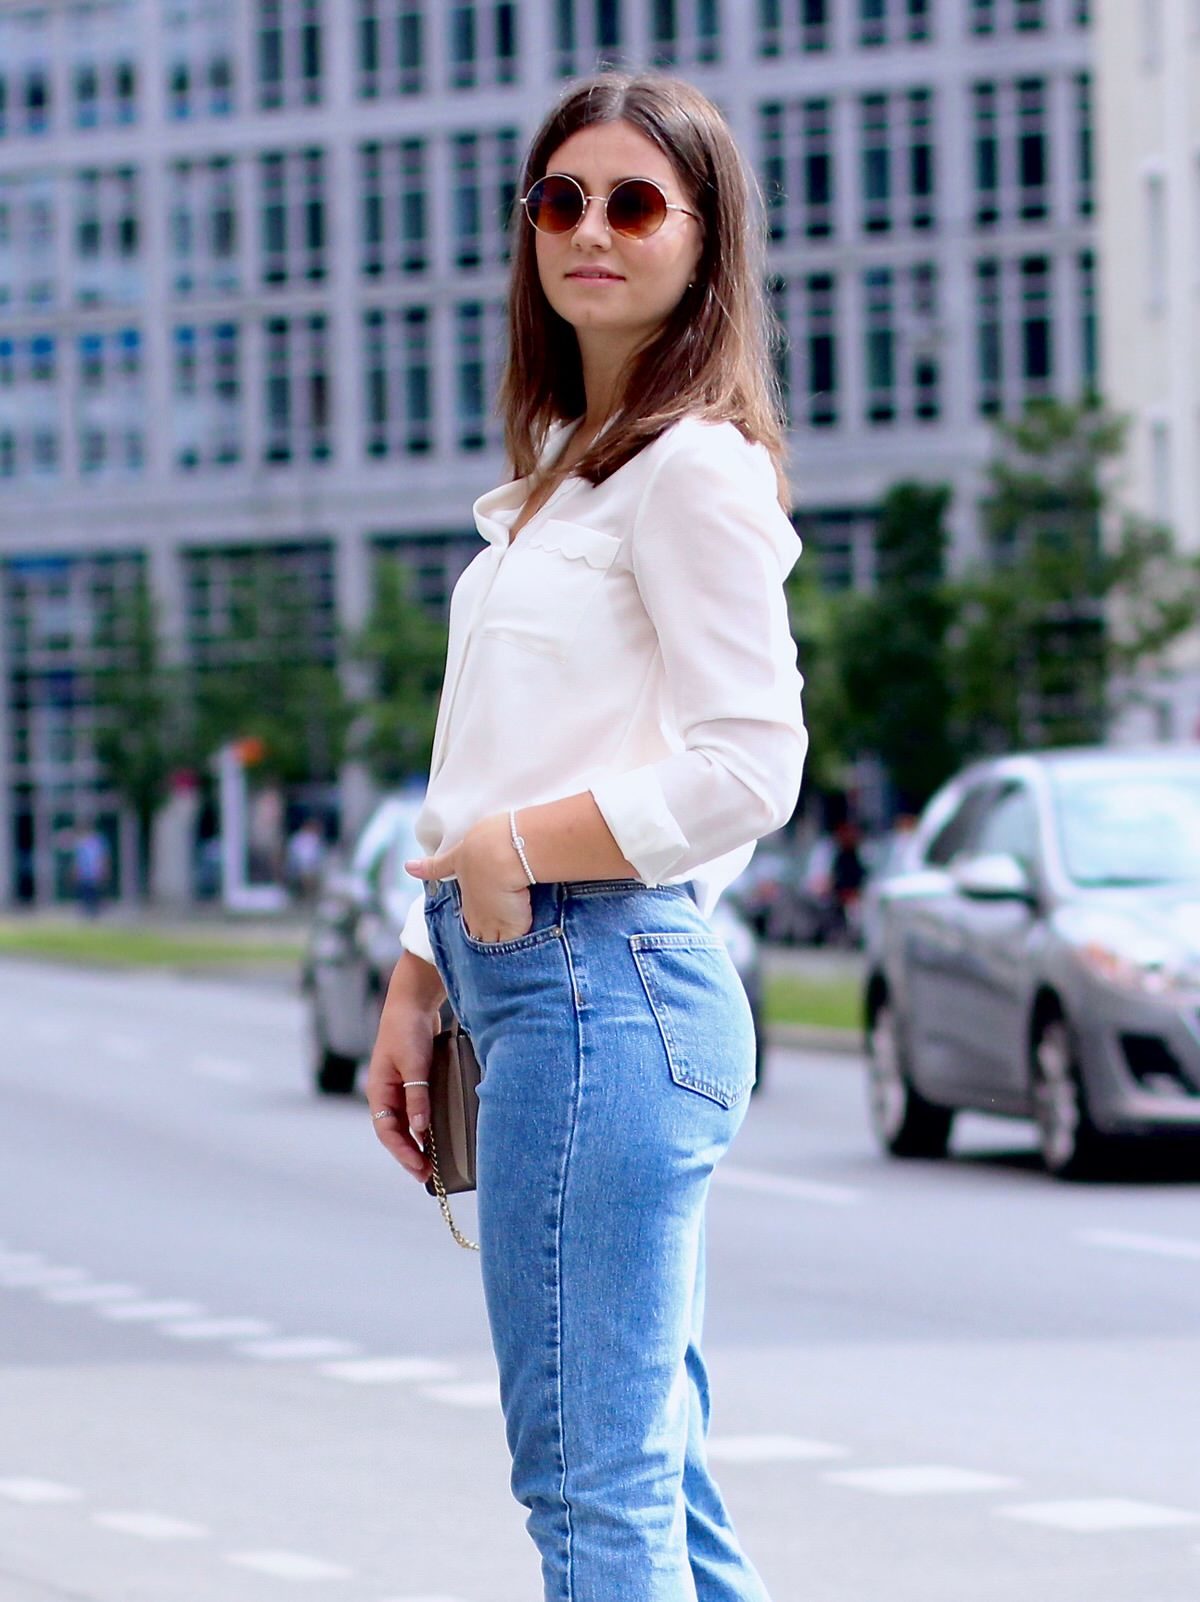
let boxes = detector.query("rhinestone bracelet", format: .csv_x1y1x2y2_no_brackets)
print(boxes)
509,808,536,886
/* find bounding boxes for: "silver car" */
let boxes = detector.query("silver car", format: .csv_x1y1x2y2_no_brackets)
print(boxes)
864,748,1200,1178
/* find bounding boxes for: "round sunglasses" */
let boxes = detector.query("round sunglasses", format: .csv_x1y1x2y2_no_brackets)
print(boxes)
519,173,700,240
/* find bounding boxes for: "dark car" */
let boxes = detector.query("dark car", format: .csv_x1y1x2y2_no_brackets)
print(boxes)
863,747,1200,1178
303,794,769,1095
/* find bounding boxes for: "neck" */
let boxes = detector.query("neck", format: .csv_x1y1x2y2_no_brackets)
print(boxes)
575,328,640,432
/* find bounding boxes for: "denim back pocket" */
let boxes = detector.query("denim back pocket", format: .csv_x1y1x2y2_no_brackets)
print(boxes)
629,931,757,1108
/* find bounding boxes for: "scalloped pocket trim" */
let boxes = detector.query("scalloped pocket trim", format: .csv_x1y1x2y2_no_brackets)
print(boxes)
523,519,621,569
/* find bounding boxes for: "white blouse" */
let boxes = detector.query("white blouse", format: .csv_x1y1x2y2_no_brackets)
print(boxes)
398,414,808,966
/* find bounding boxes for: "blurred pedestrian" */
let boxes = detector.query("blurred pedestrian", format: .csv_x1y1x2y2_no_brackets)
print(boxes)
284,816,325,900
365,73,806,1601
830,818,867,945
71,824,110,918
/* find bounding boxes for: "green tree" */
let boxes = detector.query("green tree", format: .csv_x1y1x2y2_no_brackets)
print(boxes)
785,558,852,803
949,396,1200,752
833,481,958,811
347,556,450,787
91,574,182,897
188,559,353,784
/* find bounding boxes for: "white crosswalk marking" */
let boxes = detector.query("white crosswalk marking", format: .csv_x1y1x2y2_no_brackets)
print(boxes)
0,1265,88,1289
998,1499,1200,1532
161,1316,275,1340
826,1466,1020,1496
227,1550,355,1580
42,1282,142,1304
99,1299,206,1322
0,1479,84,1504
1078,1228,1200,1264
714,1165,863,1207
238,1336,362,1362
419,1380,502,1409
318,1357,458,1385
92,1511,209,1540
707,1435,851,1464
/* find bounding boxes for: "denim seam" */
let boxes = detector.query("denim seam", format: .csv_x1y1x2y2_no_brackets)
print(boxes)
552,917,586,1600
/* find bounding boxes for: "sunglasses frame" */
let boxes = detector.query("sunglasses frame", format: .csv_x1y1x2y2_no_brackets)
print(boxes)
519,172,700,239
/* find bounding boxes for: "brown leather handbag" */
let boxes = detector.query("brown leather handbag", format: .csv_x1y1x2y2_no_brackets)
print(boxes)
423,1011,482,1251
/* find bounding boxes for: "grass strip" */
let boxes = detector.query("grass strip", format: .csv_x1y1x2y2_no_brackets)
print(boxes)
0,921,304,967
764,972,862,1034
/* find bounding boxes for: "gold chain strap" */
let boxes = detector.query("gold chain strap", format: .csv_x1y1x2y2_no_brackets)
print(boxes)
425,1127,479,1252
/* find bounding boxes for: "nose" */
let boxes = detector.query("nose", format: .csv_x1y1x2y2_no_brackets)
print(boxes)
572,193,611,248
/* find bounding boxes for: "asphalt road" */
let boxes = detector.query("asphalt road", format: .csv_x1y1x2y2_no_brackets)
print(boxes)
1,957,1198,1602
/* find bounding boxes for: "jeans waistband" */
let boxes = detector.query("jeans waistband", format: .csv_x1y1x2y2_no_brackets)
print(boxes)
424,875,698,908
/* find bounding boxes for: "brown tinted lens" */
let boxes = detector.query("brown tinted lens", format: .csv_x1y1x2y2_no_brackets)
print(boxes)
606,179,668,238
526,176,583,233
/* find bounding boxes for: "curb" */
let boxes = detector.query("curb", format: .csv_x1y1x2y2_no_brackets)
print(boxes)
767,1023,863,1057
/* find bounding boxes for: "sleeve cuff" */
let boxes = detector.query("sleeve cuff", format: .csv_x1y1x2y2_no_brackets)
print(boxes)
399,891,437,966
589,769,690,884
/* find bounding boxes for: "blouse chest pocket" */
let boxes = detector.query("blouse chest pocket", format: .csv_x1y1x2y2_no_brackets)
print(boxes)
479,519,622,661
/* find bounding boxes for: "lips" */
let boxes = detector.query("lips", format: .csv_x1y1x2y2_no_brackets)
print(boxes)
567,269,623,280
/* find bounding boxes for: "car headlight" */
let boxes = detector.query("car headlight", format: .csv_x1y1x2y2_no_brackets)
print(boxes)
1073,940,1200,998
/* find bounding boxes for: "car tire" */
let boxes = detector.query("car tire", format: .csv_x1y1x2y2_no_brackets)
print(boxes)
1031,1011,1115,1180
309,998,358,1097
867,996,954,1158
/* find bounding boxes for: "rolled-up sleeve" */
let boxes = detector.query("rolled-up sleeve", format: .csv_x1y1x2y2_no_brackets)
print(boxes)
399,890,437,965
589,423,808,883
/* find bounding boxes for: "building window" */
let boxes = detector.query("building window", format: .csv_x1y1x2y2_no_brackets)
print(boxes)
757,0,830,56
448,3,519,88
1019,254,1053,396
649,0,720,66
860,95,891,234
455,299,506,451
1015,0,1045,28
164,0,236,119
772,273,840,430
907,0,931,39
909,261,941,420
1074,72,1093,219
1078,249,1097,394
760,98,835,243
863,267,895,422
1149,420,1171,523
863,263,940,425
791,507,879,592
257,0,322,111
76,326,144,476
858,0,931,46
69,1,139,130
360,140,427,277
183,542,337,669
972,83,999,225
0,8,53,138
358,1,425,97
860,0,886,47
555,0,626,77
0,173,57,312
168,157,238,297
1145,172,1167,311
907,88,936,230
259,149,327,287
1016,78,1049,222
263,314,331,464
370,534,481,616
451,128,520,270
74,167,141,307
0,332,59,479
975,258,1002,415
364,305,433,457
172,322,241,469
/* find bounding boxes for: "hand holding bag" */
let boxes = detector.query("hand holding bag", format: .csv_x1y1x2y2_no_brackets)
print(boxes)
423,1011,482,1251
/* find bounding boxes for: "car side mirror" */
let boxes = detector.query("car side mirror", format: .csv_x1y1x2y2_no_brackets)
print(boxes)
952,852,1035,902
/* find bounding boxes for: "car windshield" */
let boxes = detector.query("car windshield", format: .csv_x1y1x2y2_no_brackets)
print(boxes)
1051,765,1200,887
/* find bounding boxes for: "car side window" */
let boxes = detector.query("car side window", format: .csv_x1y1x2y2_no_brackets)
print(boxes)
970,783,1039,870
924,785,996,867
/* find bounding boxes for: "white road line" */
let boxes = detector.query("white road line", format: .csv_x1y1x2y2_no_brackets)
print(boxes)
227,1550,355,1581
237,1336,362,1362
98,1299,206,1323
376,1595,477,1602
92,1512,209,1541
826,1466,1020,1497
714,1166,863,1207
998,1499,1200,1533
1077,1228,1200,1264
0,1479,84,1505
318,1357,459,1385
161,1317,276,1341
42,1282,142,1305
707,1435,851,1464
419,1380,502,1409
0,1265,88,1289
190,1053,253,1084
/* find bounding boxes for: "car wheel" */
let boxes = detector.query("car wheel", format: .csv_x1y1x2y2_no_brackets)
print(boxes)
867,997,954,1158
1031,1012,1113,1180
309,996,358,1096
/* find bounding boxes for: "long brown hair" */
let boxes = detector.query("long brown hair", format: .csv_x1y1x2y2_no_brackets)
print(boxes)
499,71,790,506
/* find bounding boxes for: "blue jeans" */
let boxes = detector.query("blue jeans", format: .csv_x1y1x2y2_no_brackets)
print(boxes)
424,875,771,1602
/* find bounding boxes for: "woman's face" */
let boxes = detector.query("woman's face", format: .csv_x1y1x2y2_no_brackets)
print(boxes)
532,119,703,352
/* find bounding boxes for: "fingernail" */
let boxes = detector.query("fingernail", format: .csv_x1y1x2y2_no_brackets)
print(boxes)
411,1113,428,1132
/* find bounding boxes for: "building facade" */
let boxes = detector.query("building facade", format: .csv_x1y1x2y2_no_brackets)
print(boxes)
0,0,1095,904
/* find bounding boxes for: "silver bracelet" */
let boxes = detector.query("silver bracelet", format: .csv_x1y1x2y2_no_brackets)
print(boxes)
508,808,536,886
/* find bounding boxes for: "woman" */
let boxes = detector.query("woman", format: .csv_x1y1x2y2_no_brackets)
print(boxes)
367,71,806,1602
